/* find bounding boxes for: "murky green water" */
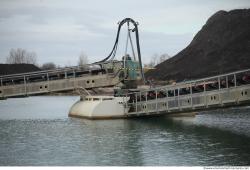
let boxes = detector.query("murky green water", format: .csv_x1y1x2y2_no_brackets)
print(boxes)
0,96,250,166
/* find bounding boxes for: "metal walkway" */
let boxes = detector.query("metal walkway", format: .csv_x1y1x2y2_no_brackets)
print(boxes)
124,69,250,117
0,66,120,98
0,18,144,100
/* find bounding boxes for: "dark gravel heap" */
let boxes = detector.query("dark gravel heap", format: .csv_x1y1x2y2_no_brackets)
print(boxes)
146,9,250,82
0,64,41,75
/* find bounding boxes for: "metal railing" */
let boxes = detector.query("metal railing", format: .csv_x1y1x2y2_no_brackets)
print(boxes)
0,64,108,87
124,68,250,115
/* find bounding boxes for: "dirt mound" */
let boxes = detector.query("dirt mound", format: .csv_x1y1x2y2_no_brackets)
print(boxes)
146,9,250,82
0,64,41,75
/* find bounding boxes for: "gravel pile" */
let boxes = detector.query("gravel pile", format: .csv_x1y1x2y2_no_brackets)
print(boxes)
146,9,250,82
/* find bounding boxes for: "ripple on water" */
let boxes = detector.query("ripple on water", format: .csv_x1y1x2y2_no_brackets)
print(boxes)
0,97,250,165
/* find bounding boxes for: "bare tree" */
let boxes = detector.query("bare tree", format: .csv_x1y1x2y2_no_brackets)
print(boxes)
78,52,88,66
146,53,159,67
159,53,171,63
25,51,37,65
145,53,159,67
145,53,171,68
6,48,37,65
78,52,89,70
41,62,56,70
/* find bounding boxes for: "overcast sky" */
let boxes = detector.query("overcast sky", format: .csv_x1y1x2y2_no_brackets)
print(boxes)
0,0,250,66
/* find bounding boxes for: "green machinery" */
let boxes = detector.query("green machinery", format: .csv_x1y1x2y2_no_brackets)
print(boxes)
94,18,146,96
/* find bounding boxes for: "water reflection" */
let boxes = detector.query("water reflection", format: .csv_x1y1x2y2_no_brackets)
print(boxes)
133,116,250,165
71,119,144,166
0,96,250,166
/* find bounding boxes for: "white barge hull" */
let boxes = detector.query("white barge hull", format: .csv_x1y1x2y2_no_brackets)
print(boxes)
69,96,129,119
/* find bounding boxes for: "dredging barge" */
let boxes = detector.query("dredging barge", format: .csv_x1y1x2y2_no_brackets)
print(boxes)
69,18,250,119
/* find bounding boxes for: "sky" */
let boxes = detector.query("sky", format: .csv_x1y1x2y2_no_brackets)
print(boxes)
0,0,250,66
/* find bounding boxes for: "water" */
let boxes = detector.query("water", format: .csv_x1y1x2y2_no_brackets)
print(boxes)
0,96,250,166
